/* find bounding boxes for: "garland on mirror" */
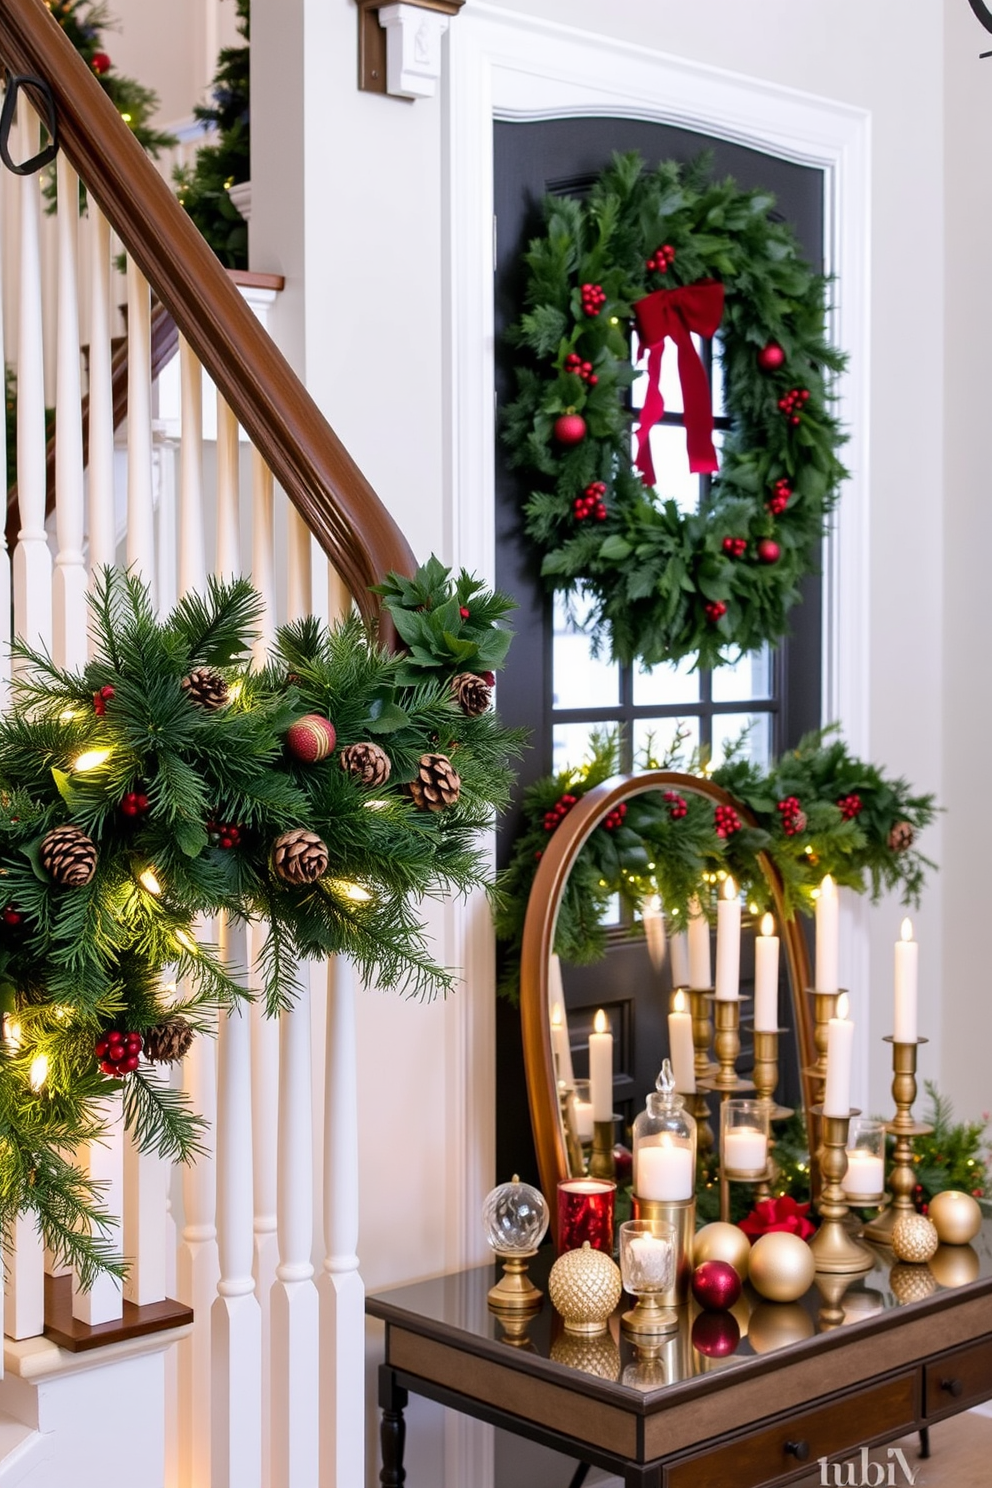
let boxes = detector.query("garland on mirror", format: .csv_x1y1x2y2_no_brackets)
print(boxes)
495,727,936,1001
0,563,519,1284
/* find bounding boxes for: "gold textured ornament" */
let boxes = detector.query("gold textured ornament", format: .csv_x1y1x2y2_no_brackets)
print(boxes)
891,1212,939,1264
928,1190,982,1247
692,1222,751,1280
889,1262,937,1305
747,1301,815,1354
929,1244,980,1289
549,1327,621,1379
747,1231,815,1303
548,1241,622,1334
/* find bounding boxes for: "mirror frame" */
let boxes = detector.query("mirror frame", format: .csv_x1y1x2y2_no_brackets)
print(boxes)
519,770,815,1242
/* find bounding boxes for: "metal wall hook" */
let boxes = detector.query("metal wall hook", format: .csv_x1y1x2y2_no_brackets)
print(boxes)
0,71,59,176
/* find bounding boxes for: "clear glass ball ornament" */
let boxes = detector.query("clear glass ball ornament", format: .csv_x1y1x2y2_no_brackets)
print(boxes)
483,1174,549,1256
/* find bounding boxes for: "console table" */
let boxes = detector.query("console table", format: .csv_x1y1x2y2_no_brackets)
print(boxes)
367,1222,992,1487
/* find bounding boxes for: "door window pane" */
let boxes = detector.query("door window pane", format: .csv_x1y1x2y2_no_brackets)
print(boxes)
711,647,772,702
634,715,700,767
553,589,619,708
633,655,699,708
711,713,772,770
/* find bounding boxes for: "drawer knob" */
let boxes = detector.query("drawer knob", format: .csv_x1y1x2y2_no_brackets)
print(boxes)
785,1440,810,1462
941,1377,964,1398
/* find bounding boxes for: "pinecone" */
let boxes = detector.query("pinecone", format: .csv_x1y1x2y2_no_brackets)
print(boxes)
451,672,492,717
271,828,329,885
888,820,914,853
408,753,461,812
339,741,391,787
180,667,229,712
143,1016,195,1064
40,824,98,887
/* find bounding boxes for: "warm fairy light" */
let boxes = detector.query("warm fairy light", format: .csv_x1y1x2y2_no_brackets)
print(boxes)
138,868,162,896
174,929,197,954
29,1054,48,1092
722,876,736,901
228,679,244,704
551,1002,563,1030
811,886,819,900
593,1008,608,1035
120,111,132,123
4,1017,21,1049
364,800,389,811
901,917,914,942
59,707,79,722
671,905,680,917
73,748,111,772
673,990,687,1014
749,902,759,915
836,993,850,1019
805,846,814,856
760,912,775,937
328,879,373,904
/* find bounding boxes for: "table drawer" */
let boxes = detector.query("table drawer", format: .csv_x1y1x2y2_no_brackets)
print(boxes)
924,1334,992,1420
665,1372,918,1488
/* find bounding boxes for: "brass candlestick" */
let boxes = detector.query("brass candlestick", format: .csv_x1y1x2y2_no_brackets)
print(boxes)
806,989,841,1103
487,1251,542,1314
862,1038,932,1246
749,1025,793,1200
688,988,717,1155
589,1118,616,1180
709,999,755,1095
808,1108,874,1274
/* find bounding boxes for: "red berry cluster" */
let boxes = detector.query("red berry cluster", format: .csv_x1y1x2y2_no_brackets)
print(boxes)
704,600,727,622
714,804,743,838
543,793,578,833
563,352,599,387
95,1030,142,1076
645,243,676,274
574,482,607,521
663,790,688,819
459,606,471,620
837,793,863,820
722,536,747,558
207,816,243,850
602,802,627,832
121,790,150,818
778,388,810,426
481,671,496,687
580,282,606,316
777,795,807,836
2,908,22,927
767,479,792,516
92,684,115,715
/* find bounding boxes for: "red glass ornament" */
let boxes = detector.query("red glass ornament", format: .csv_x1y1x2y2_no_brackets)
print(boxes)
757,341,785,371
612,1143,633,1186
691,1310,741,1357
691,1259,742,1311
554,413,587,446
91,51,112,75
757,539,781,564
557,1178,616,1256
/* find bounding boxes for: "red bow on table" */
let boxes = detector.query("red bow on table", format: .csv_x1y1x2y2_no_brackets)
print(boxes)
739,1195,816,1241
632,279,725,486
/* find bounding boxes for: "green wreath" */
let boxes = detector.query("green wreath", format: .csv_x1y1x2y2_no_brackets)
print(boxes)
501,153,848,670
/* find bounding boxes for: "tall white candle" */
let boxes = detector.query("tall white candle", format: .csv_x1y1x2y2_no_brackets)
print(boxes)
635,1140,694,1201
667,990,696,1094
550,999,575,1090
687,896,711,988
815,875,840,993
823,992,854,1117
893,918,918,1044
643,895,667,973
589,1008,613,1122
714,877,741,1000
670,927,690,990
753,913,780,1031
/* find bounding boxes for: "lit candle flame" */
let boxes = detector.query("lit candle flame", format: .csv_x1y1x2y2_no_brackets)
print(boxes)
73,748,111,772
551,1002,563,1030
901,917,913,942
672,990,686,1014
594,1008,608,1035
836,993,850,1019
760,912,775,937
722,876,736,901
821,873,835,893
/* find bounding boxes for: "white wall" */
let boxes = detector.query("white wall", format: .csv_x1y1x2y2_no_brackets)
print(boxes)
103,0,241,123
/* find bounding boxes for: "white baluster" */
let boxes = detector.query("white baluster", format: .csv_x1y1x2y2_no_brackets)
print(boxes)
154,431,178,616
178,337,206,598
3,1213,45,1341
178,1007,219,1488
251,448,275,663
13,101,52,658
123,1121,168,1307
318,957,365,1488
87,204,116,588
71,1095,124,1324
249,925,279,1488
212,917,262,1488
52,152,87,672
0,145,12,709
126,257,155,589
215,395,240,579
286,505,311,621
270,977,319,1488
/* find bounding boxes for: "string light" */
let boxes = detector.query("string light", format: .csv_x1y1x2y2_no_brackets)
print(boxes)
4,1017,22,1049
138,868,163,896
174,930,197,955
59,707,79,722
73,748,111,772
327,879,373,904
29,1054,48,1092
228,679,244,704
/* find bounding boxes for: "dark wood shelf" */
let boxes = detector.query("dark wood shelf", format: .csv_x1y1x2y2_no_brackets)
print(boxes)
42,1273,192,1354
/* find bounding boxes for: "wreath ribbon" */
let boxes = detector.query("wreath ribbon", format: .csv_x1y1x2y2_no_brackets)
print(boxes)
632,279,725,483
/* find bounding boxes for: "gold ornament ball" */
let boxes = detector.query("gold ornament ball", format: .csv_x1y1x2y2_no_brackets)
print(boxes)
889,1262,937,1306
548,1241,622,1334
748,1231,815,1303
549,1328,621,1380
928,1244,980,1289
692,1222,751,1281
747,1301,815,1354
891,1212,939,1264
928,1190,982,1247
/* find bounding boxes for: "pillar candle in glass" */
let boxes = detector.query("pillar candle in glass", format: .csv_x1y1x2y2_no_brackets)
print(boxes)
720,1099,770,1178
714,877,741,1000
687,896,711,988
893,918,918,1044
669,926,690,990
643,895,666,974
815,874,840,993
557,1178,616,1254
753,913,780,1032
843,1118,886,1202
589,1008,613,1122
667,991,695,1095
823,992,854,1117
572,1078,594,1143
633,1060,696,1202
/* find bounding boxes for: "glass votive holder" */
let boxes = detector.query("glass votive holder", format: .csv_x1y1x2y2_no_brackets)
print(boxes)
619,1218,678,1335
842,1118,886,1204
572,1079,595,1147
557,1177,616,1255
720,1099,770,1180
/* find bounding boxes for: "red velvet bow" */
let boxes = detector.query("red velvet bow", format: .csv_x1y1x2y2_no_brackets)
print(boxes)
632,279,725,486
739,1195,816,1242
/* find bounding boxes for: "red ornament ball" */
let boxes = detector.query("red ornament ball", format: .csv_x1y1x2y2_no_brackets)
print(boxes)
691,1259,742,1312
286,714,337,763
2,908,22,926
554,412,587,446
91,51,112,75
691,1309,741,1358
757,341,785,372
757,539,781,565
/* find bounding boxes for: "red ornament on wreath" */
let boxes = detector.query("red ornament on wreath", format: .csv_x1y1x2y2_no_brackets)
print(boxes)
837,793,863,820
704,600,727,623
663,789,687,820
121,790,150,819
691,1259,742,1311
757,341,785,371
554,412,587,446
714,804,742,838
757,539,781,565
286,714,337,763
767,479,792,516
602,802,627,832
777,796,806,837
91,51,112,75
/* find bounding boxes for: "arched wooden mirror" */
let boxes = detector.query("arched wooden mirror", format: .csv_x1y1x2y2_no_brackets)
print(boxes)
519,771,816,1241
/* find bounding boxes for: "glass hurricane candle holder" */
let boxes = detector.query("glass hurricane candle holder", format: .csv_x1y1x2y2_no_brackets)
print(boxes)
483,1175,550,1313
572,1078,595,1150
633,1059,696,1202
720,1099,770,1180
843,1118,886,1205
557,1177,616,1255
619,1219,678,1336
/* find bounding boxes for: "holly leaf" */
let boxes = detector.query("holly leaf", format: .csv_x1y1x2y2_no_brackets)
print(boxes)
21,837,50,883
51,768,81,809
364,701,410,735
174,818,209,858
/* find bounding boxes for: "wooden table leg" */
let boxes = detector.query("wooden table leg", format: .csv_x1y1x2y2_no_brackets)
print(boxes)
378,1365,409,1487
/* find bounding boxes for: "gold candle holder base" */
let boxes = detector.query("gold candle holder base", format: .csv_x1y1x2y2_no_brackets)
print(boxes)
589,1118,616,1180
809,1108,874,1274
622,1293,678,1336
814,1270,855,1332
631,1196,695,1306
487,1251,542,1314
862,1037,932,1246
688,988,718,1155
707,997,755,1095
748,1024,794,1200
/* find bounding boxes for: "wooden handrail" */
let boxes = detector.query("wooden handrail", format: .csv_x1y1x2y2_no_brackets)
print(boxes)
0,0,416,618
